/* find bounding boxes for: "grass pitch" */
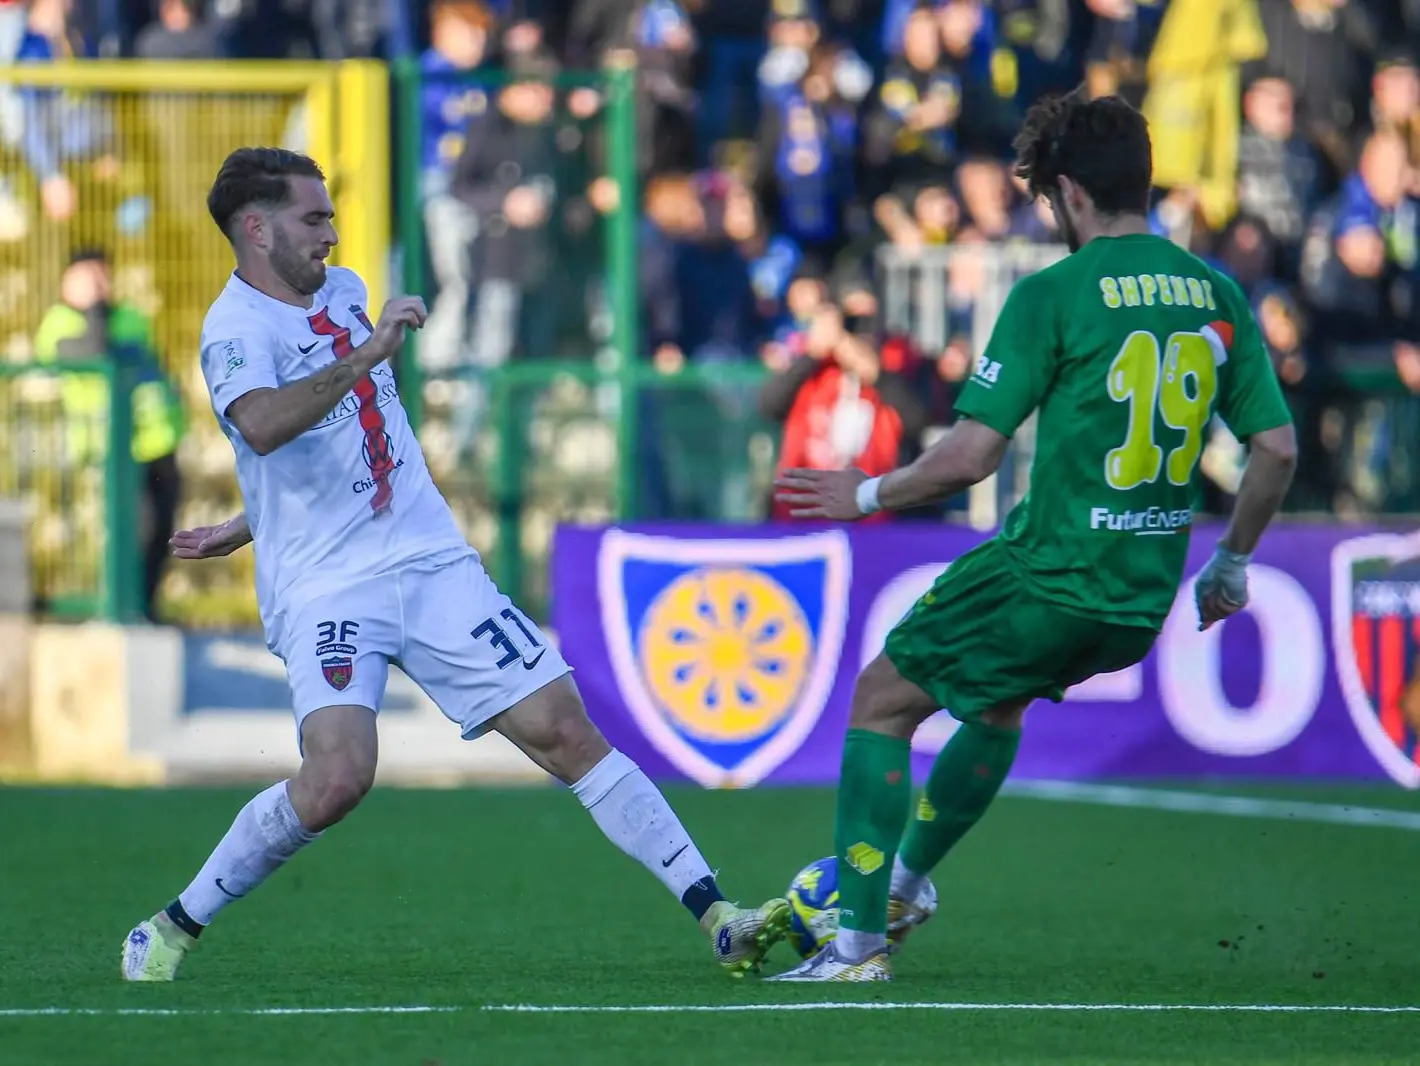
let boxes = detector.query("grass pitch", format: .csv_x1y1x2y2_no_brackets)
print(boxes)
2,783,1419,1064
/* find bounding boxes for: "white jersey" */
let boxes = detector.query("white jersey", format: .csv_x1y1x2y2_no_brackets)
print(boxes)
199,267,472,648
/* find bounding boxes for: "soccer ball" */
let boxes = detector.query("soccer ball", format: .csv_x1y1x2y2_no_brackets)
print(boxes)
785,856,839,958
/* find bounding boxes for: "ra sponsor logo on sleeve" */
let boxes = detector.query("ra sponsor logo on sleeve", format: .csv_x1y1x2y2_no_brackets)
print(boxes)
597,530,851,787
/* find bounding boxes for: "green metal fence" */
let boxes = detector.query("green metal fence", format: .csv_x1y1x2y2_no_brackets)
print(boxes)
392,59,779,616
25,60,1407,627
0,360,142,621
393,58,643,435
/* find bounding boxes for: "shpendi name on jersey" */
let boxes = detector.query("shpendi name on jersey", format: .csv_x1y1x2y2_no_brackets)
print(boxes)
1089,506,1192,533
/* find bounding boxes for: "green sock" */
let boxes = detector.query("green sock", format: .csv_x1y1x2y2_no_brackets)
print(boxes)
834,729,911,936
898,721,1021,878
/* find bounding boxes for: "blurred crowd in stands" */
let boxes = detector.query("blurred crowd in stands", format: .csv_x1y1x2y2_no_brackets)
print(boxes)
8,0,1420,519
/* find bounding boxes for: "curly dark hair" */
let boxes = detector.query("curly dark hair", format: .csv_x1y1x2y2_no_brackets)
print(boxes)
207,147,325,239
1012,86,1152,216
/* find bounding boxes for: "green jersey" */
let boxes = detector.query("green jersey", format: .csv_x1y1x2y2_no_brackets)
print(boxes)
955,233,1292,629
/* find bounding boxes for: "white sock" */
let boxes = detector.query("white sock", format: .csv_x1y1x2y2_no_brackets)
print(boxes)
890,853,927,902
836,927,887,960
176,780,319,926
572,750,715,902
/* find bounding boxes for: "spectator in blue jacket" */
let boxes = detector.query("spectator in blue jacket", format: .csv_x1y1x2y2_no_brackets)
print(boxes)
763,1,874,110
641,171,763,370
1301,129,1420,509
419,0,495,373
862,3,963,203
1302,129,1418,370
638,172,766,518
17,0,111,226
755,36,868,276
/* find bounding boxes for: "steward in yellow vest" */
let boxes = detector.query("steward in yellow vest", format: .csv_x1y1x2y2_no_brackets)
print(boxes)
33,248,185,622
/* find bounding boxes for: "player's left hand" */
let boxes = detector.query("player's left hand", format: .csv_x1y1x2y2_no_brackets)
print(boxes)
1194,544,1250,631
774,467,867,521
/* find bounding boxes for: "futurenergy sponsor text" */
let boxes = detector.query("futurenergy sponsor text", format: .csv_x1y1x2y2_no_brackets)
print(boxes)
1089,506,1193,533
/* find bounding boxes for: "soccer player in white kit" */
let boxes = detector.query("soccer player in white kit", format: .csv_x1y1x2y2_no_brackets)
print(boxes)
120,147,790,981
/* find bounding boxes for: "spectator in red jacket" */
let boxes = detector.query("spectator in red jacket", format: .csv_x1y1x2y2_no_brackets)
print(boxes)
759,300,904,522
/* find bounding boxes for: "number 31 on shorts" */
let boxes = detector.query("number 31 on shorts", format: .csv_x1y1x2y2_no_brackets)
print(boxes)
1105,330,1218,491
472,608,546,670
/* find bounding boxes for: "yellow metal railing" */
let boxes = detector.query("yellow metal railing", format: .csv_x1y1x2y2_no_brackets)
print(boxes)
0,60,389,625
0,360,139,619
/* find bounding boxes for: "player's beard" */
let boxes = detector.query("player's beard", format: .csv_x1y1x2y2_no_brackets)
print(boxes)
269,226,327,296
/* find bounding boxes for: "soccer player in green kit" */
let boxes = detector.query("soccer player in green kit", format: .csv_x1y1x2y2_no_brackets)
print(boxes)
769,88,1299,982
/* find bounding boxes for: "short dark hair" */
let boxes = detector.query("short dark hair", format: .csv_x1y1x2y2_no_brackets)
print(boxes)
68,246,108,267
1012,87,1152,216
207,147,325,239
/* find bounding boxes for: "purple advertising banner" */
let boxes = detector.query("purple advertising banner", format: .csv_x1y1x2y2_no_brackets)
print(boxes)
552,523,1420,789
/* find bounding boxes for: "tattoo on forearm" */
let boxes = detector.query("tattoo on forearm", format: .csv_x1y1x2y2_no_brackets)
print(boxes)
313,362,357,396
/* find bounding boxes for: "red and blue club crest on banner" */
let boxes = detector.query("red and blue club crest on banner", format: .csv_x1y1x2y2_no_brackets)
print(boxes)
1332,533,1420,787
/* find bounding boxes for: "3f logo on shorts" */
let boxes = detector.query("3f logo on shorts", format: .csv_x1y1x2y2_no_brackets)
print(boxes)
317,619,360,692
472,608,546,671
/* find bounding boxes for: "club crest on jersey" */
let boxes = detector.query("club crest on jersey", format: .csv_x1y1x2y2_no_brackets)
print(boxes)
1332,533,1420,788
597,529,850,787
321,655,353,691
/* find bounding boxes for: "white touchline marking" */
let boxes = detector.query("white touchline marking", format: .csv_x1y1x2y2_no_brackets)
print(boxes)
5,1003,1417,1019
483,1003,1420,1015
1000,780,1420,832
0,1006,459,1018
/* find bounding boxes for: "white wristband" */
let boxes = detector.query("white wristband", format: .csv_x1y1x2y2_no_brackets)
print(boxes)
1215,543,1252,567
855,476,883,516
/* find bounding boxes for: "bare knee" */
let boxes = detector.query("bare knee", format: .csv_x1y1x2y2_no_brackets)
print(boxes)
980,700,1029,731
549,714,613,785
496,677,613,784
849,654,938,739
291,705,378,831
295,758,374,830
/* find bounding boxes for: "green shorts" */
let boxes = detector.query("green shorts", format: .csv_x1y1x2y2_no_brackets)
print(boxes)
884,538,1159,722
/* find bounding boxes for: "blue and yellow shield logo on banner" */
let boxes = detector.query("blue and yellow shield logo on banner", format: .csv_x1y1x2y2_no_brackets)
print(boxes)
1333,533,1420,788
598,530,851,787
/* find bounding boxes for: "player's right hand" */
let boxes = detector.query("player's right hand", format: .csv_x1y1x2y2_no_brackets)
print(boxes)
775,467,868,521
370,296,428,356
170,517,251,559
1194,544,1250,631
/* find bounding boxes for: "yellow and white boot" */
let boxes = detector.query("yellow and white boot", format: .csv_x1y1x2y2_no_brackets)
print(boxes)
121,911,197,982
768,941,892,982
703,898,792,976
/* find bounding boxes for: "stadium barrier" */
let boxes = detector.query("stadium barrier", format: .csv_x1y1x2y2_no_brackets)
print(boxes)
0,496,28,611
0,60,389,628
393,59,650,615
10,517,1420,787
0,622,543,785
878,243,1065,530
393,58,639,439
416,358,775,619
553,522,1420,790
0,360,141,620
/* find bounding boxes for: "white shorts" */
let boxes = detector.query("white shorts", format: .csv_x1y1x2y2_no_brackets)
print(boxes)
275,553,570,744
